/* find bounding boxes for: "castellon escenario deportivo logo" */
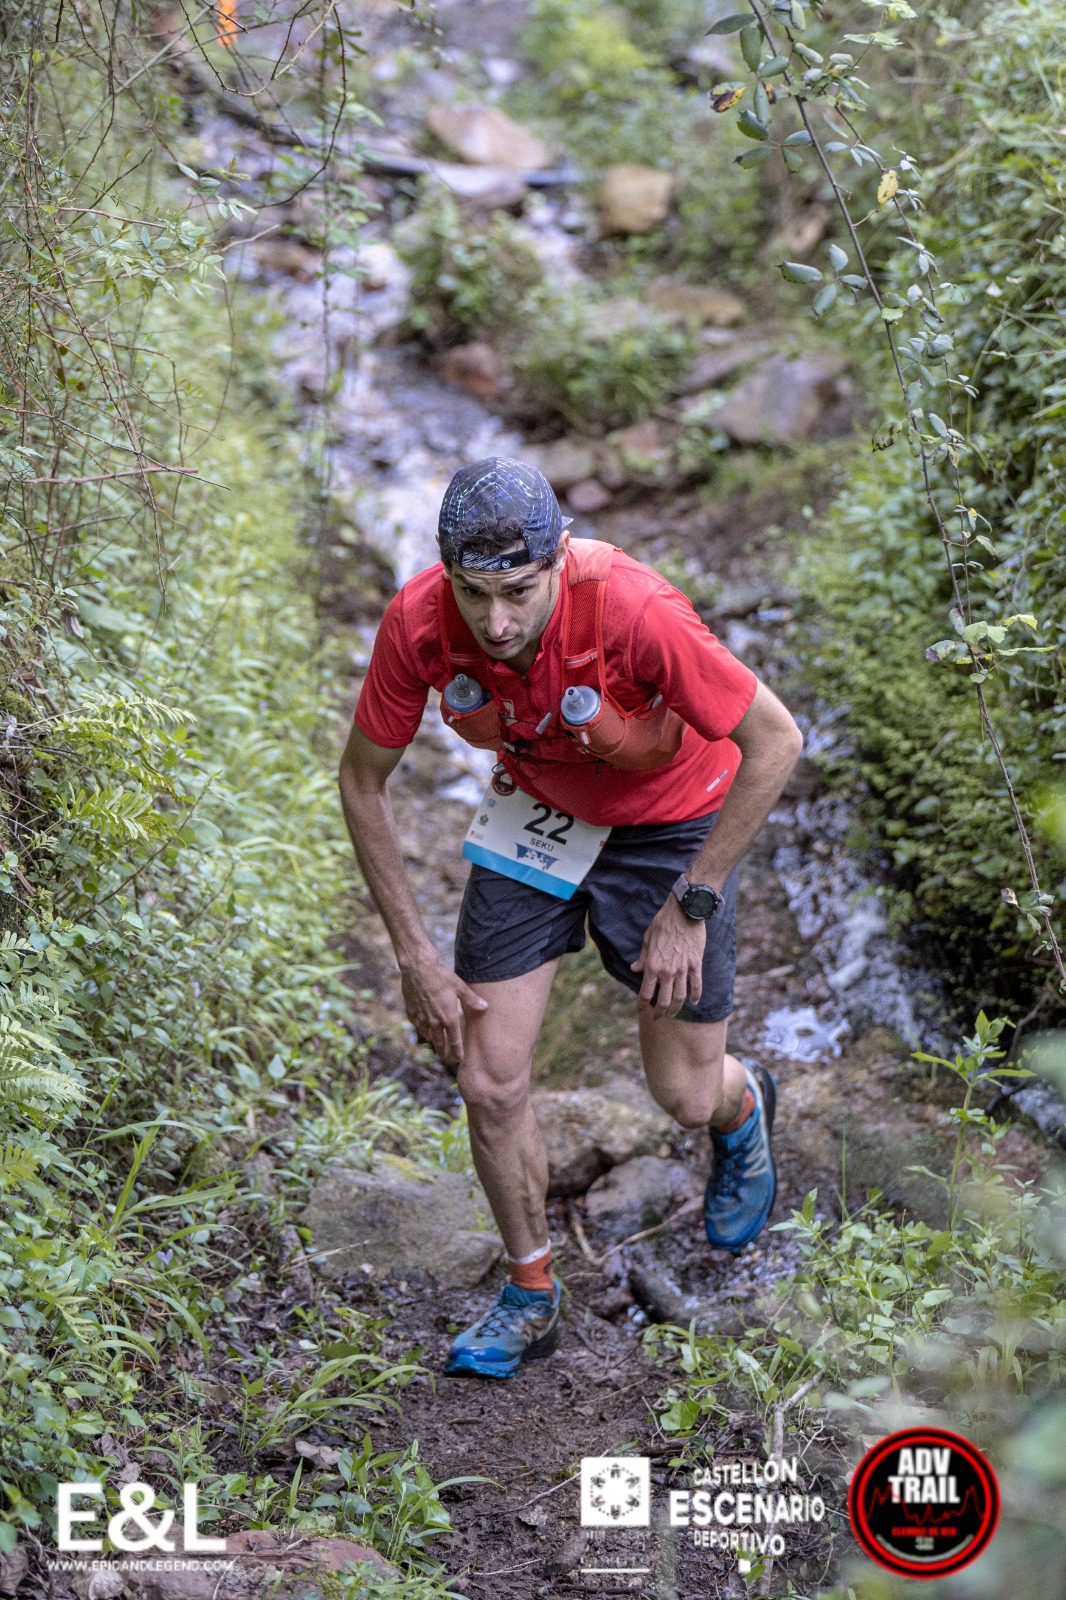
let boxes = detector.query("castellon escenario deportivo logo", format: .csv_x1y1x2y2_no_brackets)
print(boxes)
847,1426,1000,1579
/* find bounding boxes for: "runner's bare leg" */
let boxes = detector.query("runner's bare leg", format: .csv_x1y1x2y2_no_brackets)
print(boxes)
638,1013,748,1128
457,960,561,1260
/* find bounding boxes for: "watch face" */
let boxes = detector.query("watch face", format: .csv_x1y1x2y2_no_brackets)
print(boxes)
682,885,720,920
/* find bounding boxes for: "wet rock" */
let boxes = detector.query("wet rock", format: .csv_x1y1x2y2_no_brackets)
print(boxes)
300,1153,502,1287
715,350,848,445
648,280,746,327
353,240,412,344
585,1155,699,1236
676,332,774,397
599,165,674,234
426,103,549,170
588,1286,636,1319
531,1088,674,1196
436,341,505,400
608,419,675,482
527,437,597,490
541,1528,590,1579
765,202,833,260
251,236,321,282
431,161,528,209
567,478,612,513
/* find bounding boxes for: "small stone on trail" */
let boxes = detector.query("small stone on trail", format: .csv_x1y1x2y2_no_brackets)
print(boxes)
647,280,746,327
567,478,612,513
599,165,674,234
430,161,528,209
526,437,597,490
300,1153,503,1288
426,103,549,170
714,350,848,445
437,341,505,400
585,1154,700,1236
531,1087,673,1196
765,201,833,259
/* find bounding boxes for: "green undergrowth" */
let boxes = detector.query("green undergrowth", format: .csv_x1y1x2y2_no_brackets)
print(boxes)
794,0,1066,1010
647,1018,1066,1595
0,7,463,1585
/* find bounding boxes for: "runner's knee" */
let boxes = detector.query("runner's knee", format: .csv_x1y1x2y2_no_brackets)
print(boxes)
652,1083,718,1128
457,1062,530,1121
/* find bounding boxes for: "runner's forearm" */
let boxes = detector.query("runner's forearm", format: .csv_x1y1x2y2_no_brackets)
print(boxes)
341,790,437,967
337,733,436,970
686,683,802,891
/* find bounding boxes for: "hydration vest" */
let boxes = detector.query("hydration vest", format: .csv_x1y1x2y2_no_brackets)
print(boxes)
436,539,686,772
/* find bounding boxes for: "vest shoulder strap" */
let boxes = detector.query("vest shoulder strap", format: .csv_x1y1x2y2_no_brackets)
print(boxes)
563,539,617,677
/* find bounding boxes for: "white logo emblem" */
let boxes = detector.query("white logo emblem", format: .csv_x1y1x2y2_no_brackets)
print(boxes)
580,1457,650,1526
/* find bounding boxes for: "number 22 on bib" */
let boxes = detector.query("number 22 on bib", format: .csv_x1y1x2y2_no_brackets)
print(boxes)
463,785,609,900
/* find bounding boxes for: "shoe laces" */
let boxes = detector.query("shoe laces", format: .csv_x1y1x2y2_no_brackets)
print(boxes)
712,1141,749,1202
475,1289,548,1338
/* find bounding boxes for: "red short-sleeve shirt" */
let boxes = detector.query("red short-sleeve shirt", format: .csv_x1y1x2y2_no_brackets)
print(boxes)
354,548,758,827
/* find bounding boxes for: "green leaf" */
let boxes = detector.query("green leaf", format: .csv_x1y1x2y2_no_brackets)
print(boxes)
761,55,790,76
707,12,752,34
881,307,905,322
828,243,848,272
928,412,948,437
795,43,823,65
782,147,806,173
737,109,770,140
754,82,771,122
784,129,812,145
841,273,867,289
780,261,824,284
736,146,774,167
812,282,838,316
790,0,806,27
740,23,763,71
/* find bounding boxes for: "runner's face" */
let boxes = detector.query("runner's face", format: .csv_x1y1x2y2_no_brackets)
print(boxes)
447,535,568,662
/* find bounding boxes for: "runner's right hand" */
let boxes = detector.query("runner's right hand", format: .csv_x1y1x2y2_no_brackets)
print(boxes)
399,954,487,1071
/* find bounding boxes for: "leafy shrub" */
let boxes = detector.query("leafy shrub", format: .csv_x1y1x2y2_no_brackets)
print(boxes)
795,0,1066,1006
513,292,694,430
394,184,545,345
0,6,458,1576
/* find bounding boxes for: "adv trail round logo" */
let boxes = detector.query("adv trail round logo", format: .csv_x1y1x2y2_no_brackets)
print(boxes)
848,1426,1000,1579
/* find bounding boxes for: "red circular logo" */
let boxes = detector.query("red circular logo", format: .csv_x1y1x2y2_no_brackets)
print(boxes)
848,1426,1000,1579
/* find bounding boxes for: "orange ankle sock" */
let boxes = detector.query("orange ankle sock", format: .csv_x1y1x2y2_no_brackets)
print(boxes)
508,1243,553,1293
714,1087,755,1135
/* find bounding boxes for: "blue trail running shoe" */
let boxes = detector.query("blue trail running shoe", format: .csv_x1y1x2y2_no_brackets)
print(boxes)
444,1276,562,1378
704,1062,777,1253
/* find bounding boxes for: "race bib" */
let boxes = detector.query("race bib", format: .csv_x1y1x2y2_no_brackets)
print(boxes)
463,784,609,901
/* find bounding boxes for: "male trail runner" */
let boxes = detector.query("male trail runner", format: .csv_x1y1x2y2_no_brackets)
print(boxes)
339,457,803,1379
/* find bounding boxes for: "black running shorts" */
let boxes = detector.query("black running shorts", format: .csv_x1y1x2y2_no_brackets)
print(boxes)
453,808,737,1022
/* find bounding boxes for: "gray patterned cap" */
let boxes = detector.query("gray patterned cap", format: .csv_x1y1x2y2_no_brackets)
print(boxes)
438,456,572,571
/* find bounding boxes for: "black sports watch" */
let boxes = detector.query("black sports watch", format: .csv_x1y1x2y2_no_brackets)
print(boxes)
672,872,723,922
